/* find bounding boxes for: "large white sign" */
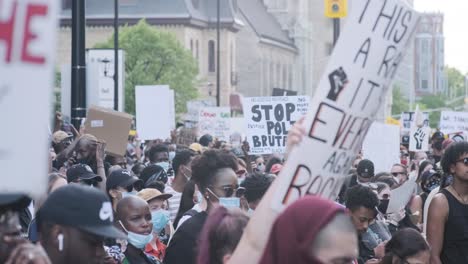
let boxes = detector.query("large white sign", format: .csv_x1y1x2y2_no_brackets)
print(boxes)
0,0,59,197
198,107,231,141
135,85,174,140
272,0,420,210
242,96,310,155
362,123,400,173
439,111,468,134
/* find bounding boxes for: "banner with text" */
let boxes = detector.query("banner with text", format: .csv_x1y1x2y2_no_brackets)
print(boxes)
243,96,310,155
198,107,231,141
272,0,420,210
1,0,59,197
440,111,468,135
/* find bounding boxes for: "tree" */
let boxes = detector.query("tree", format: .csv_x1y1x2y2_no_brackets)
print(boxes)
446,66,465,99
391,86,409,115
95,19,198,115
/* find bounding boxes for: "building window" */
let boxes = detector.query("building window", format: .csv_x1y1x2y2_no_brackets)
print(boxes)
208,40,216,72
190,39,193,55
196,40,199,61
422,80,428,89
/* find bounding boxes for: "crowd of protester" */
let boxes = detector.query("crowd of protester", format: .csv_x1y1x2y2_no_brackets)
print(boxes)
1,113,468,264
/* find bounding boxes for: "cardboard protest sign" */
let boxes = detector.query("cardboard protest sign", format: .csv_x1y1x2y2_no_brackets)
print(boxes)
439,111,468,135
230,118,246,147
401,111,429,134
409,125,430,152
0,0,59,197
198,107,231,141
242,96,310,155
271,0,420,210
135,85,173,140
85,106,133,156
362,123,400,173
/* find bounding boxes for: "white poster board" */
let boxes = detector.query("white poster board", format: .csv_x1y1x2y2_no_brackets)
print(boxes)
271,0,420,210
198,107,231,141
242,96,310,155
0,0,59,197
135,85,173,140
401,111,429,134
362,123,400,173
230,117,246,147
387,177,417,214
409,125,430,152
439,111,468,135
185,99,216,122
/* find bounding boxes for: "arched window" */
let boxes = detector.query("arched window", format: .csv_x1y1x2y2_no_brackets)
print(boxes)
196,40,199,61
190,39,194,56
208,40,216,72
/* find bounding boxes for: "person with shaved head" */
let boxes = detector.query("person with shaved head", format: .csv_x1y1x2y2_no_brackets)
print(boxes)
116,196,160,264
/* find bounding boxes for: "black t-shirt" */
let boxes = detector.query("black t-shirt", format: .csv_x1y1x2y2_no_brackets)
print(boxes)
164,211,208,264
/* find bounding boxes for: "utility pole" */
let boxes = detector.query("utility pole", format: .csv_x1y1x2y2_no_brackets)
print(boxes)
333,18,340,46
114,0,119,111
216,0,221,107
71,0,87,129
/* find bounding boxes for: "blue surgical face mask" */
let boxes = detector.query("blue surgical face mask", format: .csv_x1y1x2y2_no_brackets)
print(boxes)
119,221,153,249
169,151,176,162
196,191,204,204
121,191,137,198
155,162,170,172
247,207,254,216
219,197,240,209
151,210,170,233
127,231,153,249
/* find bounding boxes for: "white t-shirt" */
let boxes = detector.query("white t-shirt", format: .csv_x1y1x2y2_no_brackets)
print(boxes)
164,185,182,222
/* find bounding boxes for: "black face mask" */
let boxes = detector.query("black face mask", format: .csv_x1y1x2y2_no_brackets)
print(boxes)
378,199,390,214
433,141,443,151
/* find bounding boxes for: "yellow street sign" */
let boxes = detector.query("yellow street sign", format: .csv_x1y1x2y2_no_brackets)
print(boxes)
325,0,348,18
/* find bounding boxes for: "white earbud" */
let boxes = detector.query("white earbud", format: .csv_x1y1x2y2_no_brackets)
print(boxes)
57,233,64,252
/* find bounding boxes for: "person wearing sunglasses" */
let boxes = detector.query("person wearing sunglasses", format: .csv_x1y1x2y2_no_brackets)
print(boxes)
390,164,409,187
427,141,468,264
164,150,239,264
106,169,143,213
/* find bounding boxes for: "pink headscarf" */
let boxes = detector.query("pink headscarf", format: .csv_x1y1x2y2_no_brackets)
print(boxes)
259,196,346,264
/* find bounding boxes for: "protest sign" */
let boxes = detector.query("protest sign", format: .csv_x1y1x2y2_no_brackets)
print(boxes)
362,123,400,173
242,96,310,155
409,125,430,152
185,99,216,122
439,111,468,135
401,111,429,134
135,85,173,140
198,107,231,141
271,0,420,210
0,0,59,197
230,118,246,147
387,177,417,214
85,106,133,156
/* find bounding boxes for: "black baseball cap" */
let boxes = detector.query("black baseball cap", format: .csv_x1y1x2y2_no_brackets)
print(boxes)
106,169,143,192
139,165,168,187
37,185,125,239
0,194,31,211
66,164,103,183
357,159,374,178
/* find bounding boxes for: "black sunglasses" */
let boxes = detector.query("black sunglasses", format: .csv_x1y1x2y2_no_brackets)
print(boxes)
456,157,468,166
391,172,406,177
78,179,98,187
218,185,246,198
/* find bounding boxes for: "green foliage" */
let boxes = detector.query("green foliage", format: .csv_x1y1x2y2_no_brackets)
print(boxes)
95,19,198,114
391,86,409,115
446,66,465,99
